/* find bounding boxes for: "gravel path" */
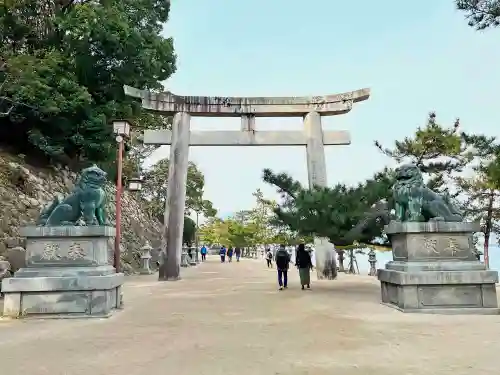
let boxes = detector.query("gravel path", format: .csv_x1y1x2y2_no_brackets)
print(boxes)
0,256,499,375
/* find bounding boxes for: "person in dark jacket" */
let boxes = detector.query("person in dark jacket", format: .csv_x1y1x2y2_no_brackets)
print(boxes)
275,245,291,290
234,247,241,262
265,248,273,268
227,247,234,262
295,243,312,289
220,246,227,263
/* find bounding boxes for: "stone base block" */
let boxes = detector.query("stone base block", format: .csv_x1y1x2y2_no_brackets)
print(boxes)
1,273,124,318
378,268,499,314
378,221,499,314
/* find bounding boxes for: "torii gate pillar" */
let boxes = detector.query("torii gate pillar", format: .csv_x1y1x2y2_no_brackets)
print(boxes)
157,112,191,280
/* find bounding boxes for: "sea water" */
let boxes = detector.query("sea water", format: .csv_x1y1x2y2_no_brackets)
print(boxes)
354,246,500,274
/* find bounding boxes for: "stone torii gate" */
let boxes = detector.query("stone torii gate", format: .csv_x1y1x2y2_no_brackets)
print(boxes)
124,85,370,281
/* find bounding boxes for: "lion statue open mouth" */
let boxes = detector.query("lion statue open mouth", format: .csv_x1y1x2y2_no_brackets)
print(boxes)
37,165,108,226
392,164,462,222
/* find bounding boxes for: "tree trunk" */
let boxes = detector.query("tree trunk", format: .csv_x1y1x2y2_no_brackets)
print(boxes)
314,238,337,280
337,250,345,272
195,211,199,251
348,250,356,274
483,189,495,269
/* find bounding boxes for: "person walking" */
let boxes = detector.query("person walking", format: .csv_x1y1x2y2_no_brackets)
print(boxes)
275,244,291,290
234,247,241,262
227,246,234,262
295,244,312,290
265,248,273,268
200,245,207,262
220,246,227,263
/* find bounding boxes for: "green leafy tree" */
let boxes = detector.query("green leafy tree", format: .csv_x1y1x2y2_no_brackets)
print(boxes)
141,159,214,223
226,218,258,248
199,217,230,246
198,210,272,250
0,0,175,172
248,189,275,246
189,199,217,250
269,229,312,246
183,216,197,246
456,0,500,29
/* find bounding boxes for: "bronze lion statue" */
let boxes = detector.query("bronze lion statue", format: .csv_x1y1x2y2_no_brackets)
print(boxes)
37,165,108,226
393,164,462,222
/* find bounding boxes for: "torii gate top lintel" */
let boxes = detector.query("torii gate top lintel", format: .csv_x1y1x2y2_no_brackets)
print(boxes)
123,85,370,117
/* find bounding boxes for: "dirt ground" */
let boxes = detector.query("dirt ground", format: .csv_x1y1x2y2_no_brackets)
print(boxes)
0,256,499,375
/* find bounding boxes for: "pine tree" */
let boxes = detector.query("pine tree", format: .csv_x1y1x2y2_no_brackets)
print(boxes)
456,170,500,268
455,134,500,267
262,168,393,247
456,0,500,29
375,112,471,193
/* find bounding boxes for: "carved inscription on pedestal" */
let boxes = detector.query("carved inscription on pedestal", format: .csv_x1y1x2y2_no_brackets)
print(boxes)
443,237,461,256
31,241,94,265
41,243,61,261
408,234,470,260
422,236,438,255
67,243,86,260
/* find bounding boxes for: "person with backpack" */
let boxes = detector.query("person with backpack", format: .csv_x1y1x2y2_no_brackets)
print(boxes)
265,248,273,268
275,244,291,290
295,243,313,290
227,246,234,262
220,246,227,263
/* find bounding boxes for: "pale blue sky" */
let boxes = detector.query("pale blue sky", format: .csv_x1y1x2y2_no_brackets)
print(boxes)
146,0,500,218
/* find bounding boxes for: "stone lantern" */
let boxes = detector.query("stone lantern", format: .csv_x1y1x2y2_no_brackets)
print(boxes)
139,241,153,275
181,247,189,267
188,246,196,266
368,249,377,276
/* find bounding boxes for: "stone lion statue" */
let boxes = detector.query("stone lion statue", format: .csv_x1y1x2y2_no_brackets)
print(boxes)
393,164,463,222
37,165,108,226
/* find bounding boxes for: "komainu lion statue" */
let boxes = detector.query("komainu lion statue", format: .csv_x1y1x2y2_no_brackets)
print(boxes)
393,164,462,222
37,165,108,226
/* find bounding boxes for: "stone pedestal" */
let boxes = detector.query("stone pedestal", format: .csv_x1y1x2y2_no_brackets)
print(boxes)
378,221,498,314
188,247,196,266
1,226,124,319
0,260,11,294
